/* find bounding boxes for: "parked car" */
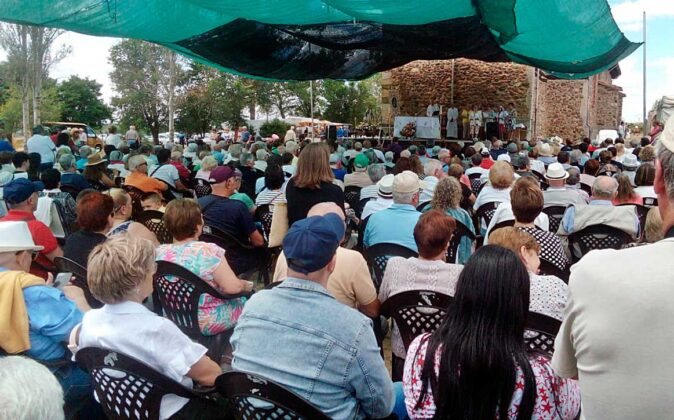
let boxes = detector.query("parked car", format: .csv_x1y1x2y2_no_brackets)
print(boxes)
44,122,103,149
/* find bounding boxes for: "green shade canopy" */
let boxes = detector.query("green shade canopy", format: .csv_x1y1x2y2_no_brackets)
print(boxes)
0,0,639,80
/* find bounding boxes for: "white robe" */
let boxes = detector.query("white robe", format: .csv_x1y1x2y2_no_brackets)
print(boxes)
426,104,440,117
446,107,458,138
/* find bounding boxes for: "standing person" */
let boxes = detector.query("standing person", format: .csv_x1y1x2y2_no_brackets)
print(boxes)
484,105,497,140
618,121,626,139
446,104,458,139
426,100,439,118
124,125,139,146
469,104,482,141
460,106,470,140
551,116,674,419
25,126,56,171
105,126,121,148
497,106,509,140
284,125,296,142
507,102,518,141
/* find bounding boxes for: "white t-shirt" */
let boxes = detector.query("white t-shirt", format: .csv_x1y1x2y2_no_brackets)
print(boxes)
150,163,181,197
78,301,207,420
105,134,122,147
552,239,674,419
26,134,56,163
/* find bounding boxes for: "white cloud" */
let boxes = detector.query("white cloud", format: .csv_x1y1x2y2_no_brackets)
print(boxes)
611,0,674,32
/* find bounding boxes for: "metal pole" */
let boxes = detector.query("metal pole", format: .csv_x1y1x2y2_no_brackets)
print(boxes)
643,11,647,131
310,80,314,138
450,59,455,104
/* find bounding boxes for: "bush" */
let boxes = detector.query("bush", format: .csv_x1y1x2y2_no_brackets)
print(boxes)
259,119,291,140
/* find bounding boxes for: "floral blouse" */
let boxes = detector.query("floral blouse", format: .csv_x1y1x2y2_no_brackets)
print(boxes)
156,241,246,335
403,334,581,419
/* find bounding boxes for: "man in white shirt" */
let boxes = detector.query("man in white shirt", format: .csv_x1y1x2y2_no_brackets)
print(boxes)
284,125,296,141
551,116,674,419
148,149,187,198
542,163,588,207
361,174,394,220
105,126,122,148
426,100,440,118
420,159,446,203
26,126,56,170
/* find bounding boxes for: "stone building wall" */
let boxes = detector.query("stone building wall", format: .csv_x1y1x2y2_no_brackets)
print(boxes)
380,59,624,141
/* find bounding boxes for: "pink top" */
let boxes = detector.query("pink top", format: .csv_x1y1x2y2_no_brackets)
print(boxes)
613,194,643,206
403,334,581,419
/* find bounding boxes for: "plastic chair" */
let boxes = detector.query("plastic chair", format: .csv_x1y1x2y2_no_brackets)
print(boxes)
525,312,562,356
542,205,568,235
538,259,569,283
76,347,216,420
54,256,103,308
468,173,483,195
446,219,476,264
59,184,81,200
136,210,172,244
416,201,430,212
254,204,273,242
532,170,549,191
618,203,649,240
489,219,515,235
568,224,632,262
357,197,375,216
580,182,592,195
475,201,501,230
364,243,418,291
122,185,145,220
194,178,213,198
643,196,658,208
153,260,250,361
216,371,330,420
344,186,362,215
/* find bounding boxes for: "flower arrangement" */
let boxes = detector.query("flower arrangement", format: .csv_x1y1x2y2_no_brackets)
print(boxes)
400,121,416,138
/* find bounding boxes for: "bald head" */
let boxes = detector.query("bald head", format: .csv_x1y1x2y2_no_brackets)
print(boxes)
308,202,345,220
592,176,618,200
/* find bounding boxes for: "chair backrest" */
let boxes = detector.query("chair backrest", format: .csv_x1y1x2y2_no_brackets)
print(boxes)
580,182,592,195
542,205,568,235
53,256,88,291
524,312,562,356
531,170,549,191
468,173,483,195
416,201,430,212
200,224,252,251
446,219,476,264
153,260,232,337
643,196,658,208
475,201,501,228
123,185,145,220
194,179,213,198
59,184,80,200
490,218,515,235
364,243,418,290
343,186,362,213
254,204,274,242
538,259,569,283
357,197,375,216
76,347,200,420
136,210,172,244
617,203,649,240
216,371,330,420
568,224,632,261
380,290,453,350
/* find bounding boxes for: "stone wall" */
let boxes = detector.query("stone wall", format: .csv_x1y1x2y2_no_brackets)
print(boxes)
539,79,585,141
595,82,624,129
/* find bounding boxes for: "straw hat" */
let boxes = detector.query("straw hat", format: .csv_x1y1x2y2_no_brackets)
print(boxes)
86,154,107,167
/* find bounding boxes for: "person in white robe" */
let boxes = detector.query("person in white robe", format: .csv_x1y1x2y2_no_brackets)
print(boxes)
446,106,458,139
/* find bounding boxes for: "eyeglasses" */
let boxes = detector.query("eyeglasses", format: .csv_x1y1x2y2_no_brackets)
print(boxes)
16,250,39,260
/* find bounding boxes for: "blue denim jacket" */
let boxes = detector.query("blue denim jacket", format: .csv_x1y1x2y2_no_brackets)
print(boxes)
230,278,394,419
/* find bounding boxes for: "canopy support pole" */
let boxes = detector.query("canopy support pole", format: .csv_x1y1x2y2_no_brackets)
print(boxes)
310,80,315,138
643,11,647,131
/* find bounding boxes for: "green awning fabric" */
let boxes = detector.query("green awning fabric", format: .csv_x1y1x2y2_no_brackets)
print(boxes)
0,0,640,80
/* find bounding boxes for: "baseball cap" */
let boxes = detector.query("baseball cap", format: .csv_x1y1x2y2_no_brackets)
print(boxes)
283,214,346,274
3,178,44,204
393,170,426,194
377,174,394,198
329,153,340,164
497,154,511,163
208,166,241,184
623,154,639,169
354,153,369,168
480,147,490,156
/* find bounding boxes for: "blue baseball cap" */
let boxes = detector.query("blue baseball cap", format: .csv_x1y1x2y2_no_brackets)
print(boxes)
283,214,346,274
3,178,43,204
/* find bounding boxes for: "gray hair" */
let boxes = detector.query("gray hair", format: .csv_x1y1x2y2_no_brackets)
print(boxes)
256,149,269,161
367,164,387,183
240,152,255,166
285,141,299,154
570,150,582,163
128,154,147,171
566,167,581,185
78,146,92,158
592,175,618,199
424,159,443,177
58,154,76,170
0,356,64,420
385,151,394,162
229,143,243,158
656,142,674,202
393,190,417,205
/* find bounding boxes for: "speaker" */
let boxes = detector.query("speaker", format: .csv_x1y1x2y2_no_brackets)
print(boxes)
327,125,337,141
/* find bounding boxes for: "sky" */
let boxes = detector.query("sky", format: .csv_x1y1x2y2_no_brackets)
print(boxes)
0,0,671,123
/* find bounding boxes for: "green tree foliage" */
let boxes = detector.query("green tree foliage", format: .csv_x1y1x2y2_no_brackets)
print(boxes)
57,76,111,127
0,82,61,134
259,118,290,138
322,76,380,125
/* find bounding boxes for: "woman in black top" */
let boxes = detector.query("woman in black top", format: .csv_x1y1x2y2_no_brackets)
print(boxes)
285,142,344,225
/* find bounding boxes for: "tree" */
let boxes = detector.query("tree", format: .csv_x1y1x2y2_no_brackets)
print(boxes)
57,76,111,127
0,83,62,134
109,40,171,142
322,77,380,125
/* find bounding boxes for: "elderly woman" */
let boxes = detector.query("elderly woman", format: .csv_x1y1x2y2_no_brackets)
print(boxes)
156,199,252,335
104,188,159,246
195,155,217,181
473,161,514,233
613,174,642,205
427,177,475,264
378,210,464,381
77,235,226,418
634,162,656,199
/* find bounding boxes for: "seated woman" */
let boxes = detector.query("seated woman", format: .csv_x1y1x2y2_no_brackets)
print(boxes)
104,188,159,246
613,174,642,205
425,177,475,264
156,199,253,335
195,155,217,181
634,162,656,199
489,227,569,322
78,235,225,419
379,210,464,381
403,245,580,419
83,154,115,190
254,163,286,212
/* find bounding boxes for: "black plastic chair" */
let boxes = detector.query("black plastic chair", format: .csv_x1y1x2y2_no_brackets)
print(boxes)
532,170,549,191
542,205,568,235
643,196,658,208
254,204,274,242
580,182,592,195
446,219,476,264
525,312,562,357
123,185,145,220
416,201,430,212
489,219,515,235
216,371,330,420
200,225,270,284
538,259,570,283
60,184,81,200
76,347,216,420
468,173,483,195
344,186,362,214
364,243,418,291
568,224,633,262
136,210,172,244
153,260,250,361
194,178,213,198
54,256,102,308
357,197,375,217
475,201,501,231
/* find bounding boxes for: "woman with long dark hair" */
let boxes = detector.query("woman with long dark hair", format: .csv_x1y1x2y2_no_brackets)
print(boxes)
403,245,580,419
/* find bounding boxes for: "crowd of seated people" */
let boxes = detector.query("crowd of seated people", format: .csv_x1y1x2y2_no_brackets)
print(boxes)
3,119,674,420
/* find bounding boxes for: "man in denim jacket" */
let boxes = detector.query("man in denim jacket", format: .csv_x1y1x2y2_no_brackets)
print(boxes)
231,206,396,419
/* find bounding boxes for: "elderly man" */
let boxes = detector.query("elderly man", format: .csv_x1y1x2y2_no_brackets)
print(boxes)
543,163,588,207
254,148,269,173
551,116,674,419
148,149,188,198
59,154,91,191
565,167,589,202
169,151,191,181
26,126,56,171
198,166,265,275
124,154,168,195
359,163,386,201
420,159,447,202
231,210,399,420
237,152,263,201
0,179,63,279
344,154,373,188
364,171,424,252
0,221,90,406
125,125,139,145
559,176,639,238
362,174,394,220
285,140,300,166
284,125,296,142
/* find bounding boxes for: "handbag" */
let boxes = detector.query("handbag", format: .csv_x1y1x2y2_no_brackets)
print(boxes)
268,202,289,247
